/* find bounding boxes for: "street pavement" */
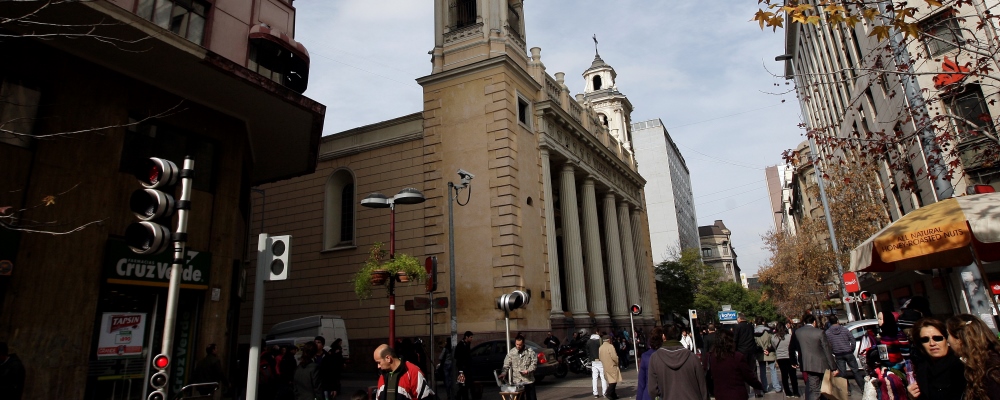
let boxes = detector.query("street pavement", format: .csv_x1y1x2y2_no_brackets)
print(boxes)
340,366,862,400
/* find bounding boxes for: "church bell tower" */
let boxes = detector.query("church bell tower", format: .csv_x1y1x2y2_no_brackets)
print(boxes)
430,0,529,73
581,41,634,149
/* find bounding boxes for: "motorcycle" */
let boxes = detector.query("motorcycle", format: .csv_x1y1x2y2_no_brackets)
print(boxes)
556,345,591,376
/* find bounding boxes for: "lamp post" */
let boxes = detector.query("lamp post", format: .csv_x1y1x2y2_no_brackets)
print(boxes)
361,187,426,347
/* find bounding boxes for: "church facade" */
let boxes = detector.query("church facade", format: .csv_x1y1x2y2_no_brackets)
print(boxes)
242,0,658,362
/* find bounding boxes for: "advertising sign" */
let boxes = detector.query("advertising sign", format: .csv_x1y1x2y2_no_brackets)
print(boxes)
718,310,738,324
844,272,860,293
104,240,211,290
991,281,1000,295
96,312,146,359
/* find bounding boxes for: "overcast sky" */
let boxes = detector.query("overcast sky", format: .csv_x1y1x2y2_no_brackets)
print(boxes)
294,1,805,275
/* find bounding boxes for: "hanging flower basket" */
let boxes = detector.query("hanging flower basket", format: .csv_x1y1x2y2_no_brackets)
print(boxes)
353,242,428,300
396,271,411,283
370,270,390,286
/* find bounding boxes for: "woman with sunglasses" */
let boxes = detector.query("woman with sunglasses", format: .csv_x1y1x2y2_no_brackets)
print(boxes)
905,318,965,400
946,314,1000,400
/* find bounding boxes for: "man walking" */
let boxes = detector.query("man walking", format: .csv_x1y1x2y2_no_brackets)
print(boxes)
454,331,474,400
373,344,435,400
500,335,537,400
647,325,707,400
599,335,621,400
702,324,718,398
795,314,839,400
733,313,761,397
193,344,230,398
825,315,864,392
587,331,607,398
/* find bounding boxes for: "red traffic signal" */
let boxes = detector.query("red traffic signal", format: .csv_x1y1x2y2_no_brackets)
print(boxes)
137,158,178,189
630,304,642,315
153,354,169,370
858,291,872,302
125,158,179,255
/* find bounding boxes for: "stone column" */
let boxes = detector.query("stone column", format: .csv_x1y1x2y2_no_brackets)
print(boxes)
631,209,653,321
618,202,641,306
559,164,589,321
540,149,564,319
580,178,610,325
603,193,629,321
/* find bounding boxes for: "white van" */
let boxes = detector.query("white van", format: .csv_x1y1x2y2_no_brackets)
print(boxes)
266,315,349,357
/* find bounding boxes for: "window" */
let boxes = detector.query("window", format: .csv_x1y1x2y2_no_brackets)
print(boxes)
507,1,521,37
593,75,602,91
136,0,209,44
120,119,216,193
920,10,962,56
701,248,712,258
248,39,310,94
324,169,356,249
946,85,1000,171
517,95,530,127
0,79,41,148
598,113,609,127
452,0,477,28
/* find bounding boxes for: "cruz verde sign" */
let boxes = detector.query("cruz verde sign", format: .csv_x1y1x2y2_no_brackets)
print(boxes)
104,240,211,290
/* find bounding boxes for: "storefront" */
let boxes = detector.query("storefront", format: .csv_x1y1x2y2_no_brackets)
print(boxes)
85,239,211,400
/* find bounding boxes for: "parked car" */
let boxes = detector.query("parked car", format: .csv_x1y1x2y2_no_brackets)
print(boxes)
843,318,878,371
463,339,560,383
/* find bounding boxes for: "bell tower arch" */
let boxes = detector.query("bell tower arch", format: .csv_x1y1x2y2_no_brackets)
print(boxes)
581,40,634,149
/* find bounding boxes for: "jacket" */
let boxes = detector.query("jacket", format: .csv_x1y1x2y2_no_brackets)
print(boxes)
912,350,965,400
501,345,537,385
794,325,837,374
586,334,602,361
376,361,434,400
647,344,707,400
293,361,321,400
636,348,656,400
771,333,791,360
824,324,855,355
702,332,717,355
599,341,621,383
707,351,763,400
733,321,756,356
754,328,776,362
454,340,472,371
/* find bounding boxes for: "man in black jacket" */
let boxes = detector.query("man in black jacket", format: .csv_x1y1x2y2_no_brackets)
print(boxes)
733,314,762,398
453,331,474,400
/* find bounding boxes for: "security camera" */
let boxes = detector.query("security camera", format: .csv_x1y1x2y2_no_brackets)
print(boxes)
457,169,475,180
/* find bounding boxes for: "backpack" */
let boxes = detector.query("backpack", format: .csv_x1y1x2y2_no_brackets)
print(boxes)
259,359,274,384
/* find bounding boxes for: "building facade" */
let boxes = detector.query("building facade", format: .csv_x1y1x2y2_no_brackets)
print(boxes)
0,1,324,399
240,0,660,368
698,220,741,283
632,119,699,263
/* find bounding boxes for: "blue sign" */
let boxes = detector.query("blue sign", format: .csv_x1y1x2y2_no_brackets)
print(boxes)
718,310,739,322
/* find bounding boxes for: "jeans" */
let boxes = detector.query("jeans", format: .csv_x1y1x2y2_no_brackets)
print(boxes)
757,360,779,392
777,358,800,396
835,353,865,391
591,360,607,396
521,383,537,400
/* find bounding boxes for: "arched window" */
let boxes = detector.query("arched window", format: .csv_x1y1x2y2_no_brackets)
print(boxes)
593,75,602,90
598,113,609,127
324,169,356,249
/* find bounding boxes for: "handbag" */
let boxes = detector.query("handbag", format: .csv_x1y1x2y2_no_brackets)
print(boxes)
821,369,849,400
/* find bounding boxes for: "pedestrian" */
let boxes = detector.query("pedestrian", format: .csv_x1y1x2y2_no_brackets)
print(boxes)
772,324,800,398
615,333,629,371
681,328,695,352
315,336,328,361
876,306,909,368
636,327,663,400
277,345,298,400
373,344,434,400
753,317,779,394
543,332,560,350
945,314,1000,400
320,338,344,399
732,313,760,397
794,314,838,400
586,331,606,398
294,342,322,400
905,318,965,400
707,329,763,400
439,337,454,396
703,324,719,397
0,342,24,400
454,331,474,400
823,315,863,393
193,344,230,397
500,334,537,400
647,325,708,400
260,345,279,400
599,335,621,399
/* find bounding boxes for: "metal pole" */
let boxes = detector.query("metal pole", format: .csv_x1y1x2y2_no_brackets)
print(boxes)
141,294,159,400
504,310,512,386
428,292,435,390
389,203,396,348
160,156,194,397
447,182,458,393
246,233,269,400
629,313,638,371
806,139,854,322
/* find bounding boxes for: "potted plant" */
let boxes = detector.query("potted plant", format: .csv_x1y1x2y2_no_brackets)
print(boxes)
353,242,427,299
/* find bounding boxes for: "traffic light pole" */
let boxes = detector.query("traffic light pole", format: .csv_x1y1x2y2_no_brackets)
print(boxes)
629,312,638,371
160,156,194,397
246,233,268,400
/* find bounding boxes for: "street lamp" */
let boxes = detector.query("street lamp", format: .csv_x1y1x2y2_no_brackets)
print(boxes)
361,187,426,348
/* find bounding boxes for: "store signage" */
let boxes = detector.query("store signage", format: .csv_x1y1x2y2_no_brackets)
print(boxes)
718,310,738,324
844,272,860,293
991,281,1000,295
104,240,211,290
96,312,146,359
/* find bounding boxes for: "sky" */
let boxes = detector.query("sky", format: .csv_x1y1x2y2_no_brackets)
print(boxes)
293,1,805,275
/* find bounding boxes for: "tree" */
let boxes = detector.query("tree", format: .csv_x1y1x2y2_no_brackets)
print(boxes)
693,281,782,323
655,248,721,320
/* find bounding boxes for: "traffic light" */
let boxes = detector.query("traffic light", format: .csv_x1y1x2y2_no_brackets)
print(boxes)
148,353,169,400
858,291,873,302
125,158,179,255
259,234,291,281
630,304,642,315
425,256,437,292
497,290,530,312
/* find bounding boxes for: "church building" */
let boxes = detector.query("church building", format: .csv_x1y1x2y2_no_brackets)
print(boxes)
242,0,658,364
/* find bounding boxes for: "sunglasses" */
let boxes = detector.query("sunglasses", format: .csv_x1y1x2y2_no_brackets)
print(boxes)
919,335,946,343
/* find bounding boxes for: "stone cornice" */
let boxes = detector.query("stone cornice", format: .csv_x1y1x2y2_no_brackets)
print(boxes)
416,54,541,91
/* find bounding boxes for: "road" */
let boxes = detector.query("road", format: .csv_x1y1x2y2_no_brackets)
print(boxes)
340,365,861,399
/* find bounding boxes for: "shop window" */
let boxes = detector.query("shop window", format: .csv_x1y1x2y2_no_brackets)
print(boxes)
120,119,216,193
0,79,41,148
135,0,209,44
324,169,355,250
920,10,962,57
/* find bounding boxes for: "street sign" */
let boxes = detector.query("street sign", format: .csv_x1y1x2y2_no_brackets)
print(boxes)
843,296,854,304
688,309,698,320
434,297,449,309
721,305,732,311
718,310,738,324
844,272,860,293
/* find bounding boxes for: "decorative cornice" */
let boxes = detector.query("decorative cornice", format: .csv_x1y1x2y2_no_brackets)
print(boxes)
417,54,541,91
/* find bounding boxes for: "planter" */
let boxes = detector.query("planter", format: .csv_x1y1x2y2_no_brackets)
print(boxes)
370,270,390,286
396,271,410,283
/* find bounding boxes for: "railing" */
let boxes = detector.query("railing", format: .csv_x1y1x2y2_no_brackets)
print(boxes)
544,76,561,102
569,101,583,123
